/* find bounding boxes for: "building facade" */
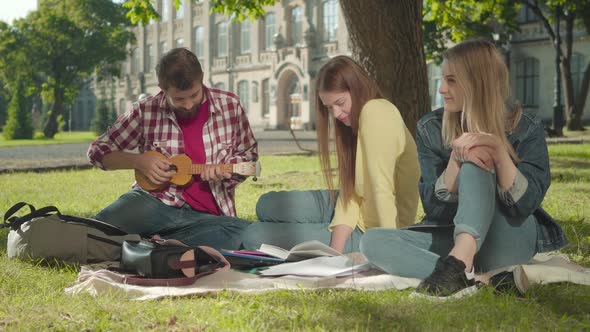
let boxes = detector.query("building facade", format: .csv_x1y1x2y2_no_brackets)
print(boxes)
75,0,349,131
74,2,589,131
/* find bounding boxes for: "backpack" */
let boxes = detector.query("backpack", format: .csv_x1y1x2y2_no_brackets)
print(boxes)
2,202,141,264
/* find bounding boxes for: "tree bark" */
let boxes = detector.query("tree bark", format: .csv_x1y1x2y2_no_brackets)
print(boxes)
339,0,429,136
43,88,65,138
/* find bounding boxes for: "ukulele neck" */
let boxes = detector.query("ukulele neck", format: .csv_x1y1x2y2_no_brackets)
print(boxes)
189,164,234,174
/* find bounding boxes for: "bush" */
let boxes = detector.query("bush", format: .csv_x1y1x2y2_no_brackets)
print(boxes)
90,98,111,135
2,81,33,140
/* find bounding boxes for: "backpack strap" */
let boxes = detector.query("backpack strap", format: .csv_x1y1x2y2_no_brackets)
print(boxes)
2,202,60,230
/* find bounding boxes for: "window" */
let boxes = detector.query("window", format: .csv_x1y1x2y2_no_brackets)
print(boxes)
176,38,184,48
161,0,170,22
131,48,140,74
145,44,153,73
217,21,228,57
428,63,443,108
262,79,270,117
290,6,303,46
214,82,226,90
119,98,127,115
263,13,275,50
518,6,538,23
571,53,586,100
160,41,168,55
516,58,540,107
252,81,259,102
240,20,251,54
238,80,249,114
176,2,184,19
193,26,204,58
322,0,338,41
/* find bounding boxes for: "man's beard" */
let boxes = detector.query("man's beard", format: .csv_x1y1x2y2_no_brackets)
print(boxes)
173,105,199,119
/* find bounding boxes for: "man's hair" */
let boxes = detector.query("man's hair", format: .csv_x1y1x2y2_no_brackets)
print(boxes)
156,48,203,90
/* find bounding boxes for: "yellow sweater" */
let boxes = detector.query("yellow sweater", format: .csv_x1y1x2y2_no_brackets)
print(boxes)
329,99,420,232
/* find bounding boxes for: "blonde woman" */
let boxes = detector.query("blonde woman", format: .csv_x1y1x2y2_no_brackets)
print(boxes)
360,39,567,296
241,55,420,253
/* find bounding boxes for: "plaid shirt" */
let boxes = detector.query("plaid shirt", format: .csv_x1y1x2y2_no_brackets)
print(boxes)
87,87,258,217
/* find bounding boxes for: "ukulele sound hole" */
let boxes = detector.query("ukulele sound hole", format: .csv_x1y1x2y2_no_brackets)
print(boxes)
169,165,178,173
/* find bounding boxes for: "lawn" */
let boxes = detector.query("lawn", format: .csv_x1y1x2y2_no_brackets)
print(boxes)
0,145,589,330
0,131,97,147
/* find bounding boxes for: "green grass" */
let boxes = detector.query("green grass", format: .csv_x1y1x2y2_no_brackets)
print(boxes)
0,131,97,147
1,146,590,330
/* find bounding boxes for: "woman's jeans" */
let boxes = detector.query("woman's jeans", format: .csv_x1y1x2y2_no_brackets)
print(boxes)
241,190,363,253
360,163,538,279
94,189,249,250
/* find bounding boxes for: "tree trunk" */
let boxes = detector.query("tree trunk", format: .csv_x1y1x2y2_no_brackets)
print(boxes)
43,88,65,138
570,62,590,131
339,0,430,136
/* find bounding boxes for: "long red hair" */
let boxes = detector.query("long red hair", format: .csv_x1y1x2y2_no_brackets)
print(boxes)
315,56,383,205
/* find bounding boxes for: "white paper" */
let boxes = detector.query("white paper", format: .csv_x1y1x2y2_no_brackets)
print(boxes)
258,253,371,277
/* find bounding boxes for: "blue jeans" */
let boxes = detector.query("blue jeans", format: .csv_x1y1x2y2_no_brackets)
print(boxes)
360,163,538,279
241,190,363,253
94,189,249,250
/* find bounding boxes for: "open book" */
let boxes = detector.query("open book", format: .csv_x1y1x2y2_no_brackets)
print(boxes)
257,240,341,262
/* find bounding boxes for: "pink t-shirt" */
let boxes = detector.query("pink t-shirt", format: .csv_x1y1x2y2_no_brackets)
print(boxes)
177,100,221,215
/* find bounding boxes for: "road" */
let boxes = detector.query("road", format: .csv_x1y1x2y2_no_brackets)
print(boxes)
0,130,319,173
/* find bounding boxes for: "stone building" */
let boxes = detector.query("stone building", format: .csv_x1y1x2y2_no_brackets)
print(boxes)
74,2,589,130
76,0,349,131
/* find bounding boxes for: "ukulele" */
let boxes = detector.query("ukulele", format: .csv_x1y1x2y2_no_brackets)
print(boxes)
135,151,261,191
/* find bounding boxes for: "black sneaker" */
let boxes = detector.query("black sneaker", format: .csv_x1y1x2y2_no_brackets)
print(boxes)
416,255,475,297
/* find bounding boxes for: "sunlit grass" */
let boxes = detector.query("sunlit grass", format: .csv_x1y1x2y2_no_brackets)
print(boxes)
0,131,97,147
0,145,589,330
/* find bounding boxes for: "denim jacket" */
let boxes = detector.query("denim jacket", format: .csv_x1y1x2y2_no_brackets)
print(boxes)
414,108,567,253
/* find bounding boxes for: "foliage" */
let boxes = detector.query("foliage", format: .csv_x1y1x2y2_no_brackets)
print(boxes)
0,79,8,128
0,148,589,330
91,99,112,135
0,131,96,147
123,0,277,24
423,0,520,63
0,0,135,139
2,80,33,140
424,0,590,132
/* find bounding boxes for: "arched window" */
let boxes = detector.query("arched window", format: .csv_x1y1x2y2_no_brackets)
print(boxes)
322,0,338,41
214,82,226,90
144,44,153,73
290,6,303,46
216,21,228,57
263,13,275,50
175,38,184,48
240,20,251,54
516,58,540,107
427,63,443,108
193,26,204,58
161,0,170,22
571,53,586,100
131,48,140,74
262,79,270,117
238,80,250,114
176,2,184,19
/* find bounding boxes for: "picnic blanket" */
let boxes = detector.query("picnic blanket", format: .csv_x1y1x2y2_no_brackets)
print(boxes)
64,252,590,301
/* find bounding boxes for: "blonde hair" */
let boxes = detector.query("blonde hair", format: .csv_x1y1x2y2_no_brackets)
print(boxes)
441,39,521,162
315,56,383,205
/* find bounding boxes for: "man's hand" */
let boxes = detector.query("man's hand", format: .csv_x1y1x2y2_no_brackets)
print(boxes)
201,165,232,182
135,153,174,185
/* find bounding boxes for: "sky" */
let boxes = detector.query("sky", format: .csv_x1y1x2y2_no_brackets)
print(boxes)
0,0,38,24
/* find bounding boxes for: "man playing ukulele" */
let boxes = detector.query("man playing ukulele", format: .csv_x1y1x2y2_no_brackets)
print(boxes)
87,48,258,249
